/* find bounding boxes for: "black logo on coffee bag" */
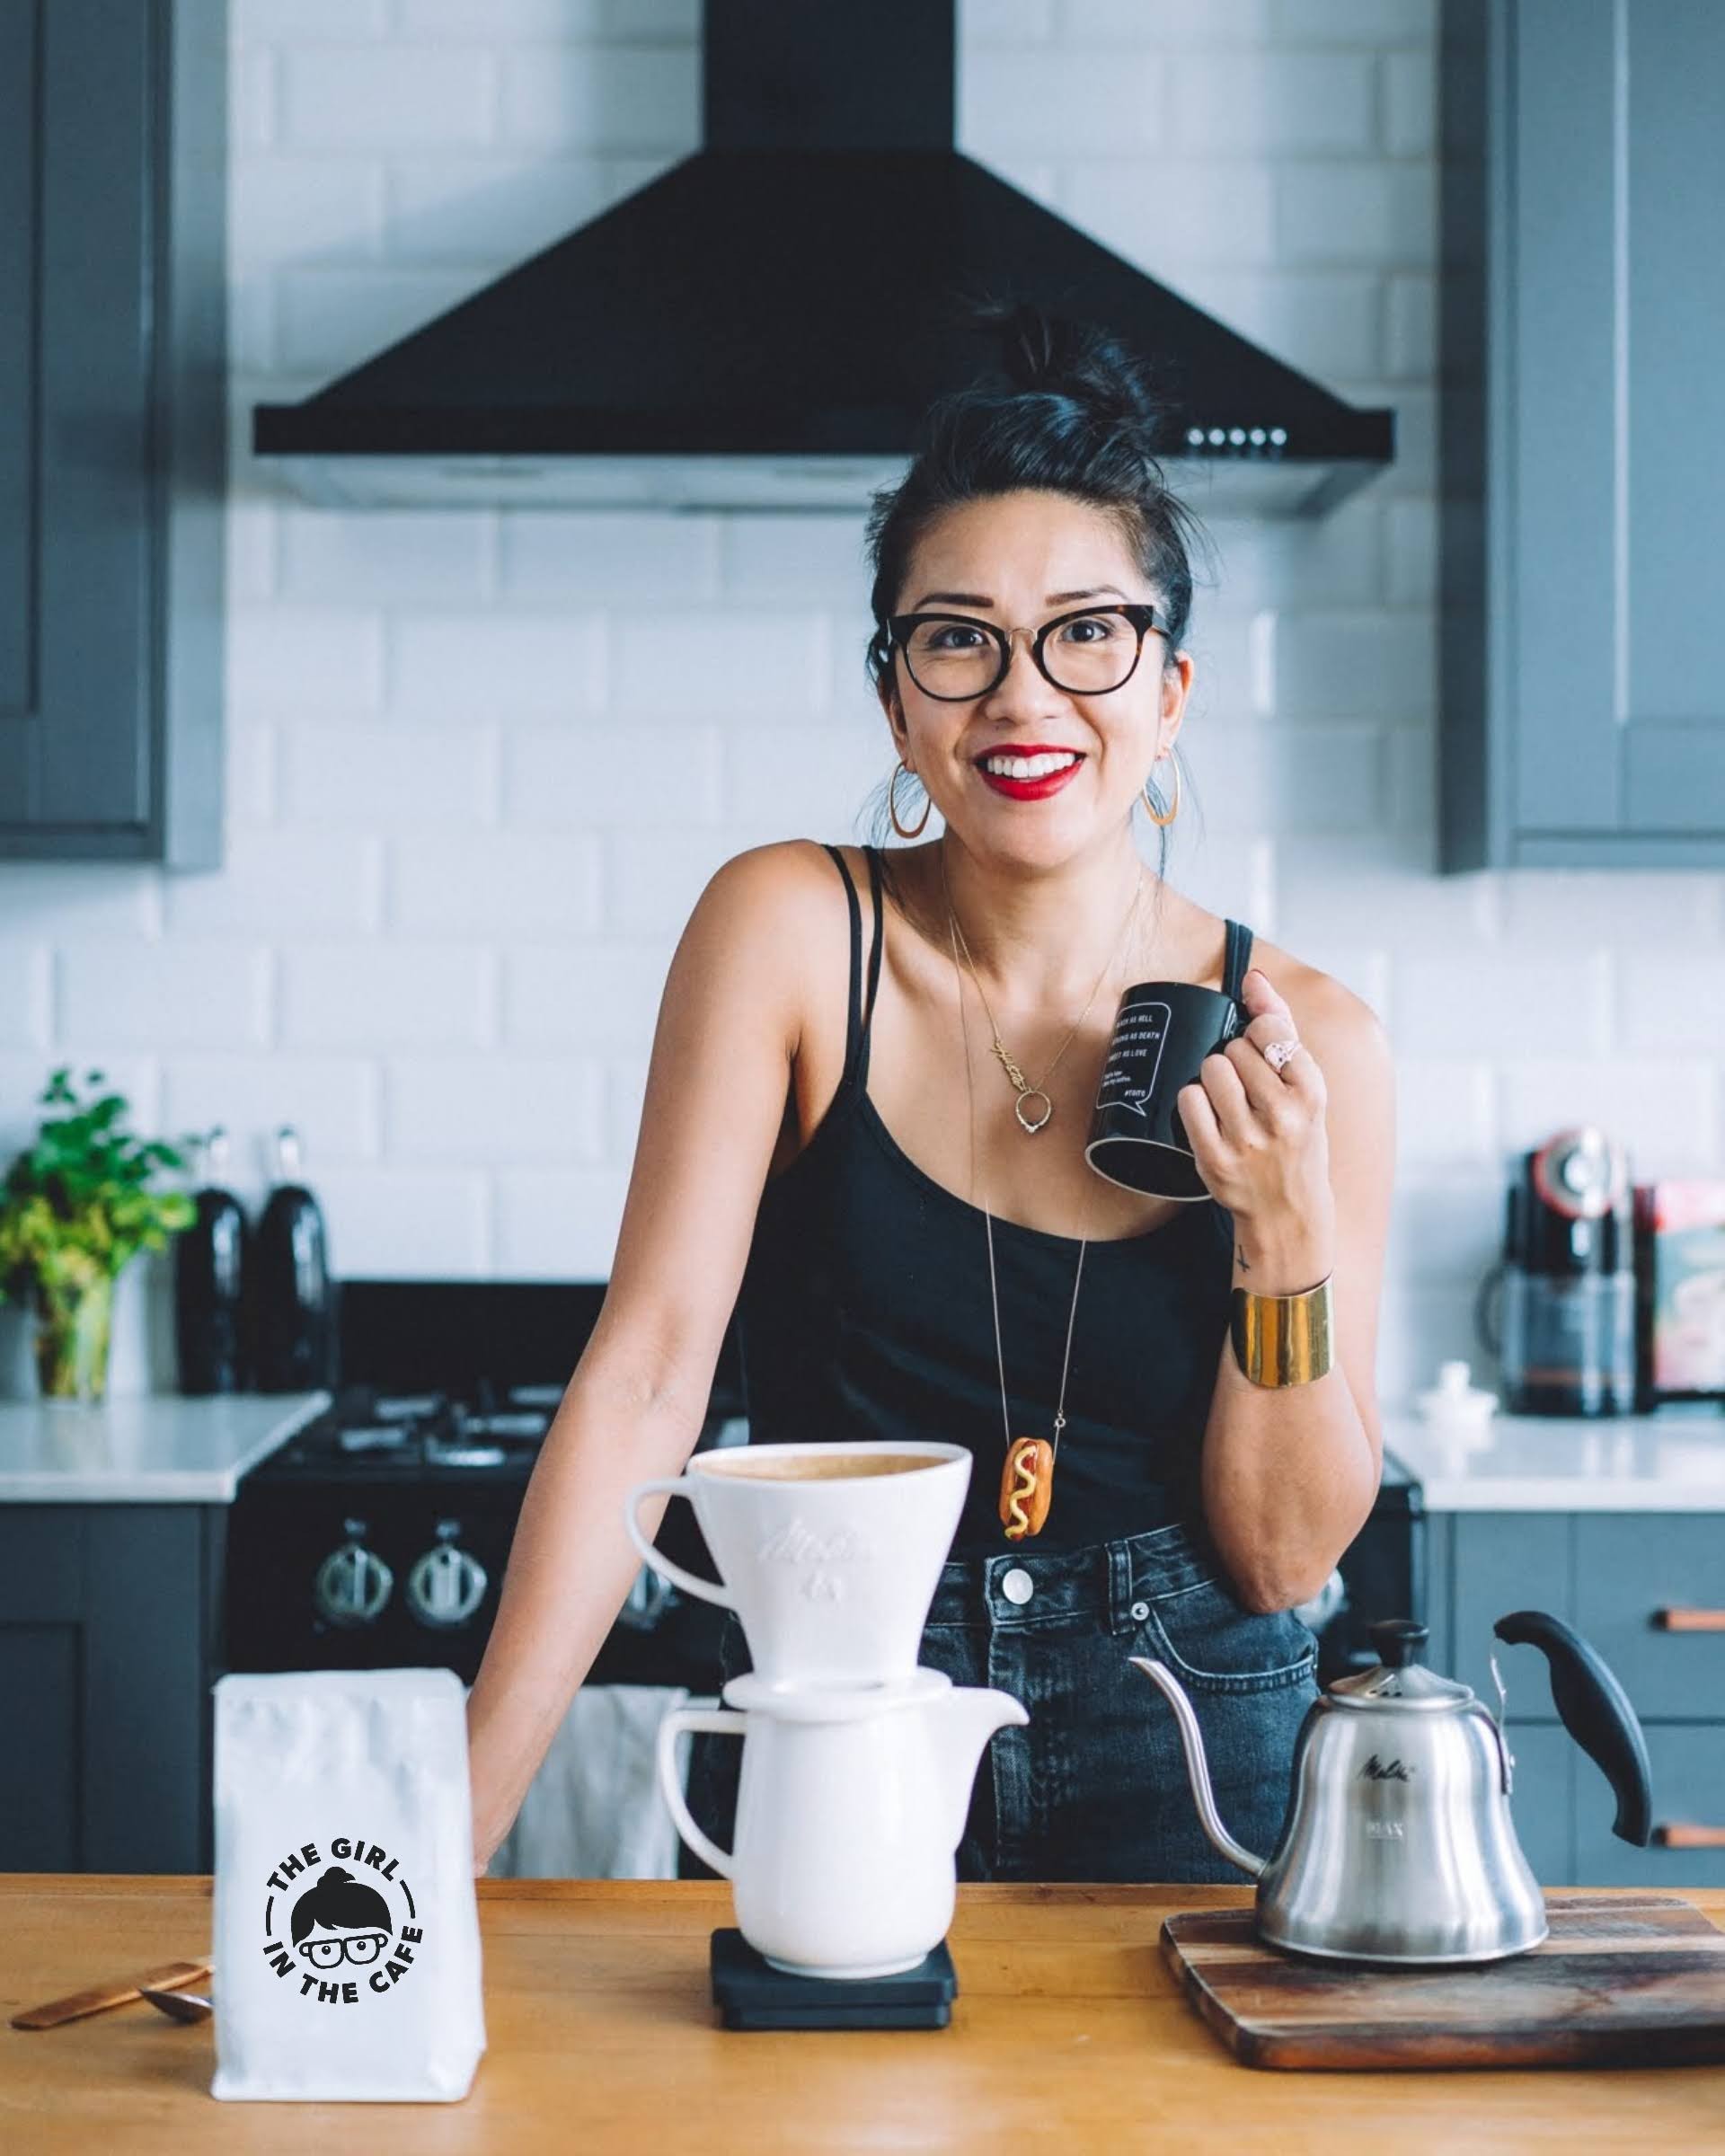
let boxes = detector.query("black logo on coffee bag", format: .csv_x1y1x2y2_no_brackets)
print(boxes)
259,1838,425,2006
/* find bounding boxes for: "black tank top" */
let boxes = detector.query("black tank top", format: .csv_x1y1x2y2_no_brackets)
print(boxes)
734,844,1254,1555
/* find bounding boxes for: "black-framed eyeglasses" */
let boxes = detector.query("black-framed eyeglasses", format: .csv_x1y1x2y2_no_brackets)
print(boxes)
297,1931,391,1969
886,603,1162,702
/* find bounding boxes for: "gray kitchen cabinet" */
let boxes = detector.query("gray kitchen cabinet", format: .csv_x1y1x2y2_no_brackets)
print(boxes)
1439,0,1725,867
0,0,227,866
0,1504,226,1871
1427,1511,1725,1886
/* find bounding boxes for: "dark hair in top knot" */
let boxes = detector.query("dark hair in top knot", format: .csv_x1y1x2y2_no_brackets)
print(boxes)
864,301,1211,699
290,1863,393,1941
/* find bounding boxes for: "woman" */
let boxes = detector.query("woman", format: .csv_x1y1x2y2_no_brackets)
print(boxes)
465,309,1393,1882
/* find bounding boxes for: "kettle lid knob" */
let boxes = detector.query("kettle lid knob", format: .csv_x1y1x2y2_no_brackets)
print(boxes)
1369,1618,1429,1669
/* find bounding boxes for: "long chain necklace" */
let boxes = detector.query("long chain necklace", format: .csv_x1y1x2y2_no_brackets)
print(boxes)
949,901,1117,1543
944,861,1144,1135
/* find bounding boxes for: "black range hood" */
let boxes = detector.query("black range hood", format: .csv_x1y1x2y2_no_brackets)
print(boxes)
253,1,1393,518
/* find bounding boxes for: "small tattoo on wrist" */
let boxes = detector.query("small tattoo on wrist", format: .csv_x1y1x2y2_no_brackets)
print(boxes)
1235,1245,1251,1273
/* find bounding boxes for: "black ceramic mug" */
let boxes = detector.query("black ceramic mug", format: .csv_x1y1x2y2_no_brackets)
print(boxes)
1084,981,1243,1201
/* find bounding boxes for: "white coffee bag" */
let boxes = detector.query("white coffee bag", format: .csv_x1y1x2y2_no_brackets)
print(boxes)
211,1668,486,2102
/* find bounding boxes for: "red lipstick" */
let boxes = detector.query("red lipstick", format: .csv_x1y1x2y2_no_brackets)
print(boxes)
974,744,1085,801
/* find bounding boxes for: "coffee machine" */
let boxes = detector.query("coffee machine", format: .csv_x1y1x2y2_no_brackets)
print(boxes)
1491,1127,1636,1417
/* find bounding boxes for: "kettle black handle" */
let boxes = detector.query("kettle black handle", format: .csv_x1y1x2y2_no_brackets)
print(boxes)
1493,1609,1653,1846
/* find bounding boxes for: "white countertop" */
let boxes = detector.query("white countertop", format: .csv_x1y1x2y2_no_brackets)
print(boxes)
0,1392,329,1501
1385,1406,1725,1512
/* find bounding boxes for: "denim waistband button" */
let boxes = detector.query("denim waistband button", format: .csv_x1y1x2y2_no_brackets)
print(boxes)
1000,1568,1035,1605
1129,1599,1151,1622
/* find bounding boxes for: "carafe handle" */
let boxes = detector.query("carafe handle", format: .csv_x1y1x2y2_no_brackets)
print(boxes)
1493,1609,1653,1846
655,1707,744,1878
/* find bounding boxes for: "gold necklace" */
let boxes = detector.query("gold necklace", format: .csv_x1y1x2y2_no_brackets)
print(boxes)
942,853,1144,1135
950,914,1092,1541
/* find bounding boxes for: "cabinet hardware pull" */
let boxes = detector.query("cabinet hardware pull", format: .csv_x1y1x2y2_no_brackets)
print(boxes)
1651,1609,1725,1632
1653,1824,1725,1849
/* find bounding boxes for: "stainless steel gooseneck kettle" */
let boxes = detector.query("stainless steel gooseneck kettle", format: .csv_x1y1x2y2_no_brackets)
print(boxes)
1132,1612,1653,1965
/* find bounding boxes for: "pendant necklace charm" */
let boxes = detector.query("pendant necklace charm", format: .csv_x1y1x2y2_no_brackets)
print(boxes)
989,1041,1054,1135
999,1432,1057,1540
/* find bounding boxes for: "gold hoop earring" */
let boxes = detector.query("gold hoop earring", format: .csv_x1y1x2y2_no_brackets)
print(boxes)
889,760,932,840
1142,751,1181,828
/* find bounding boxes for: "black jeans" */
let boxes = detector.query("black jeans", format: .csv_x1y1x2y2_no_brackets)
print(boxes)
680,1519,1320,1883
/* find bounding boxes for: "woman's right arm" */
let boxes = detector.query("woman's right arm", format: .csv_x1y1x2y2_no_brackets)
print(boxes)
464,843,829,1871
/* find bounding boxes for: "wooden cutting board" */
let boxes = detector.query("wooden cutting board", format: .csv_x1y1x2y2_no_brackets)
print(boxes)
1161,1893,1725,2071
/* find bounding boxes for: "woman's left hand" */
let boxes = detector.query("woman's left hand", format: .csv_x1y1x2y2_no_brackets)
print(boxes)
1177,968,1335,1294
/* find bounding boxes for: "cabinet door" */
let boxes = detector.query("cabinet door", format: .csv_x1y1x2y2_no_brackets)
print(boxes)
1448,1513,1572,1721
0,0,155,840
0,1506,213,1873
1511,0,1725,855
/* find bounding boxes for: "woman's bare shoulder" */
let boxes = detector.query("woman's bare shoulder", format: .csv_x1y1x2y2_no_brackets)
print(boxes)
1246,932,1389,1068
678,839,855,1019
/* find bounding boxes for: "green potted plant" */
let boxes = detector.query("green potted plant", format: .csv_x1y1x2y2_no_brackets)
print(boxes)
0,1067,197,1401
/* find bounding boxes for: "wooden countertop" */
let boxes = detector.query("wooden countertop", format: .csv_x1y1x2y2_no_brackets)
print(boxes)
5,1877,1724,2153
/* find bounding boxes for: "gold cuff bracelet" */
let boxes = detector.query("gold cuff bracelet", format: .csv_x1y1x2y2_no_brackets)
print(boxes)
1229,1275,1334,1387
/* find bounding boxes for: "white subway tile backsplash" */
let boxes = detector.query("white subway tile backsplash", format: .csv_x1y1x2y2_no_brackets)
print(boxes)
498,45,699,152
500,512,719,605
161,1055,378,1164
393,0,606,37
1274,610,1436,720
605,826,783,939
228,605,386,713
232,159,385,264
1268,0,1435,42
0,944,49,1049
224,720,279,829
500,721,721,828
960,0,1055,43
281,47,495,150
493,1166,628,1277
383,156,616,263
392,611,605,715
1062,159,1277,270
279,508,490,605
1063,0,1271,40
721,724,893,836
1614,956,1725,1057
1384,271,1437,378
164,831,382,934
1384,497,1438,606
1276,838,1499,950
280,941,494,1049
1383,49,1437,156
1389,1173,1502,1284
385,1055,605,1162
962,51,1168,155
606,1053,650,1162
1393,1060,1497,1169
279,720,499,828
1498,870,1724,949
1172,53,1376,154
719,517,870,605
500,943,674,1049
1277,163,1436,267
1499,1061,1718,1176
237,0,389,40
0,866,161,940
311,1166,491,1276
387,832,604,933
277,265,490,375
1394,952,1611,1059
60,943,272,1052
1167,268,1381,383
612,611,828,718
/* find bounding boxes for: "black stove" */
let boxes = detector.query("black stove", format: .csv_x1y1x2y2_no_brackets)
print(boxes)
224,1282,740,1690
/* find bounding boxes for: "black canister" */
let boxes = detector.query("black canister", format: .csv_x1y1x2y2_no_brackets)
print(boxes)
173,1128,250,1394
253,1125,338,1392
1499,1127,1636,1416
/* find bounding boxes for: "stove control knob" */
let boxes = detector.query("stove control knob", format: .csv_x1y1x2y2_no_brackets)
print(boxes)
314,1531,394,1627
406,1523,488,1629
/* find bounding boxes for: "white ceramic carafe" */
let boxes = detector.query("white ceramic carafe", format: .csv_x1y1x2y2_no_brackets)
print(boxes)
657,1669,1027,1978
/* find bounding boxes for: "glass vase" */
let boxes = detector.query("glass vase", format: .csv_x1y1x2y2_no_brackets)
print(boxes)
31,1274,115,1402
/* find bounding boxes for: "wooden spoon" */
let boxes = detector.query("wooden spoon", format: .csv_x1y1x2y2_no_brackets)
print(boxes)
10,1959,212,2030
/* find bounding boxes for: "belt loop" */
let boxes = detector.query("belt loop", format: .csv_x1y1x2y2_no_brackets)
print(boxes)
1108,1539,1132,1632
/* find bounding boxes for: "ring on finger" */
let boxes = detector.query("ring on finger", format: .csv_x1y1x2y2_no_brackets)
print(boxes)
1261,1035,1303,1074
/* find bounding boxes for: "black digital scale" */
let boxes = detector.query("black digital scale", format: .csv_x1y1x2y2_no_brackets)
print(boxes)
710,1931,958,2030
